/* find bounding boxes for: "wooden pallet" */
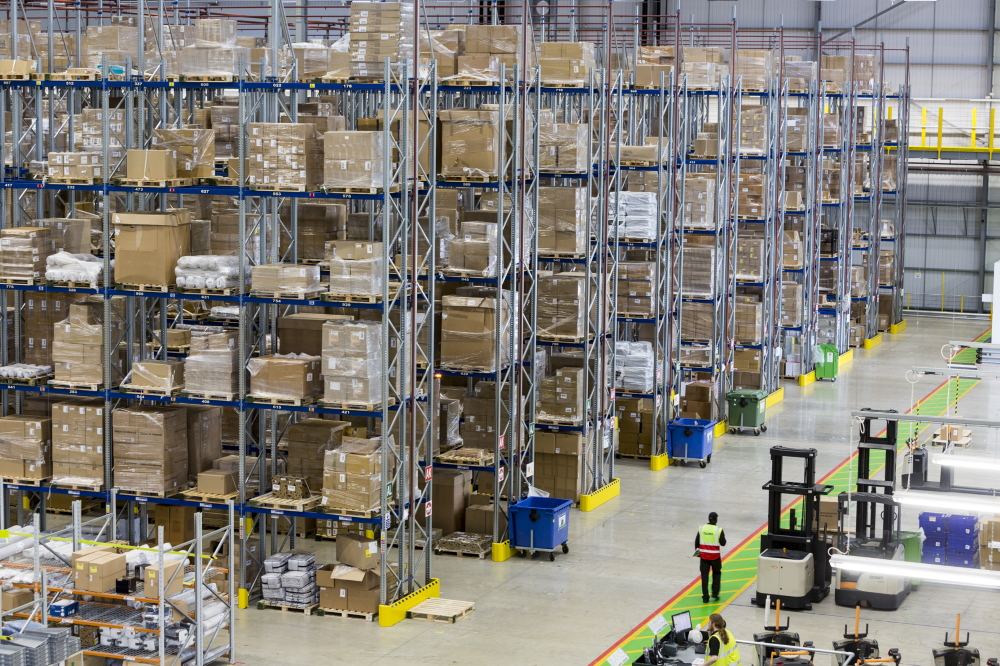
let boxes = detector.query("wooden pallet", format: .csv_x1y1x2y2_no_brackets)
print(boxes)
197,177,239,187
540,81,587,89
182,390,238,402
118,384,183,397
48,280,101,290
116,283,175,293
49,380,102,391
178,286,240,297
618,453,652,461
0,276,45,286
118,487,181,498
443,78,497,87
619,160,659,167
406,598,474,624
182,75,235,82
435,547,489,559
688,154,719,160
317,398,394,412
320,77,350,84
47,177,102,185
539,252,588,260
257,601,320,615
439,174,498,183
247,184,313,193
0,74,31,80
51,481,103,492
438,364,497,374
145,344,191,355
619,238,656,244
249,289,324,301
0,374,53,387
181,489,239,504
317,607,376,621
113,178,193,188
324,186,391,195
246,395,311,407
319,505,382,519
322,292,382,303
47,499,101,515
436,451,495,467
43,71,100,81
537,334,587,344
1,476,50,487
535,416,584,427
251,492,322,512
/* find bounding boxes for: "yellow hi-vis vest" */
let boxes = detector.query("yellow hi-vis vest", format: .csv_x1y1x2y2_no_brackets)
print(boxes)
715,631,741,666
700,523,721,560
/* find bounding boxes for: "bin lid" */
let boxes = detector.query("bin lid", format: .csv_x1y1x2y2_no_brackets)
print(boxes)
726,389,768,399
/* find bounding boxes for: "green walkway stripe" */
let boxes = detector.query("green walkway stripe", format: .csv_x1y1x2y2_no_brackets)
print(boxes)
589,329,990,666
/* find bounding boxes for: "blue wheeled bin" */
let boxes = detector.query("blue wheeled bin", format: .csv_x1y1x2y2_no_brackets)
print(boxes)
508,496,572,561
668,418,715,468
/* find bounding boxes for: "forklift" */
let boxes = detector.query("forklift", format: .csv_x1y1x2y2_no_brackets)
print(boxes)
753,599,815,666
834,411,911,610
833,606,902,665
753,446,833,610
933,615,998,666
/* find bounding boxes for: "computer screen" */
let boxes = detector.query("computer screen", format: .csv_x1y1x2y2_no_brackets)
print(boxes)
672,611,692,635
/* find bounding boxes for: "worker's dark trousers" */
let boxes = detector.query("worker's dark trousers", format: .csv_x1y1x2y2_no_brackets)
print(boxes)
700,558,721,599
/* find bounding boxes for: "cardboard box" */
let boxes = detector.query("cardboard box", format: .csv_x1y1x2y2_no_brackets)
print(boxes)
199,469,236,495
130,359,184,390
125,150,177,181
158,504,195,545
439,295,509,371
186,406,222,478
336,532,380,571
113,211,191,286
248,354,322,401
432,468,470,535
1,588,32,611
278,313,353,356
143,559,184,599
73,551,126,592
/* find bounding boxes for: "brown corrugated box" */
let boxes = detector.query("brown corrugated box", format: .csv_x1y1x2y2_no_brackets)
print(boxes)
113,211,191,286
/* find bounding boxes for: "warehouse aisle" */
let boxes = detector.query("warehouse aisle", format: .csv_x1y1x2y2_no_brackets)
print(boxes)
233,317,992,666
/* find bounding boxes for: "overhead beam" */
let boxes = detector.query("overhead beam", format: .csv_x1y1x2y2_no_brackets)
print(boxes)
827,3,908,42
850,411,1000,428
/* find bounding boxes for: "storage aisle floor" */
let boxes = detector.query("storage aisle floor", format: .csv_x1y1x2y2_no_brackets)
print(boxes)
235,317,1000,666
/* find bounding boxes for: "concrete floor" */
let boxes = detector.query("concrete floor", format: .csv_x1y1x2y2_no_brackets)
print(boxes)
233,316,1000,666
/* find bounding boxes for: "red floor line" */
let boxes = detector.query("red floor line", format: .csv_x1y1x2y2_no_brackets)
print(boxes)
588,345,985,666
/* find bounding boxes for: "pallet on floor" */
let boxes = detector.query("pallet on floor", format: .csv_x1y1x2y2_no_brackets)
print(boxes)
249,288,324,301
251,492,322,512
182,390,238,402
406,598,474,624
317,607,376,621
118,384,183,397
113,177,193,188
435,532,493,559
256,601,319,615
48,380,102,392
617,453,651,461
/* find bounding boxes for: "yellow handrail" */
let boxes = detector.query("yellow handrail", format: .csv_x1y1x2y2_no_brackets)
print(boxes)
971,108,978,148
938,107,944,158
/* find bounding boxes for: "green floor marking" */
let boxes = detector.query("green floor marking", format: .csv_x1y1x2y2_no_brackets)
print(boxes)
590,330,991,666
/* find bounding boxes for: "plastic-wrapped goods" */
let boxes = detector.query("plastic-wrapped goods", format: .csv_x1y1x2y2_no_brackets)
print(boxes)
292,43,332,79
178,45,247,78
682,61,726,90
851,265,867,297
539,123,589,173
32,219,92,254
782,230,804,269
736,237,764,281
536,367,585,422
609,191,657,240
539,43,594,86
617,261,655,316
214,453,283,488
679,345,712,369
615,341,654,392
284,418,348,492
735,49,773,91
740,105,767,155
348,1,415,79
439,294,510,371
184,330,239,396
52,300,117,385
251,263,321,294
323,131,383,189
325,241,383,296
46,152,102,181
175,255,239,290
128,360,184,391
879,250,895,286
682,176,716,229
210,106,240,143
454,54,499,82
0,21,42,59
280,202,346,262
680,302,713,341
0,415,51,481
854,153,871,194
638,45,675,65
420,29,465,80
538,273,585,340
882,155,898,192
854,54,876,94
51,400,103,485
634,63,674,89
447,221,498,276
0,227,55,279
677,244,716,298
45,251,107,287
780,281,804,328
784,58,816,93
0,363,51,379
785,108,809,152
734,298,762,345
112,406,189,494
151,128,216,180
193,19,237,47
538,186,587,255
439,109,504,179
248,353,322,401
736,173,765,218
820,54,849,93
85,24,138,70
321,436,392,510
247,123,324,189
321,320,383,405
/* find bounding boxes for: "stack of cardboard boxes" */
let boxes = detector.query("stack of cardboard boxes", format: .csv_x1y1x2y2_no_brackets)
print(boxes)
47,153,102,181
539,42,595,86
635,45,674,89
783,57,816,93
0,227,55,281
681,302,713,342
73,545,126,593
24,292,73,365
85,23,138,70
321,320,383,406
537,273,585,340
878,249,895,286
431,468,470,536
617,261,655,316
459,381,496,451
128,359,184,392
780,282,804,328
682,46,726,90
439,294,509,371
737,173,765,218
184,329,239,397
733,348,762,390
321,436,389,511
459,24,524,81
420,28,464,79
735,49,773,91
538,186,587,255
326,241,382,296
317,535,380,613
782,230,804,270
683,176,716,229
280,203,346,262
677,241,716,298
735,296,763,345
438,109,504,180
79,108,126,158
536,367,585,423
539,124,590,173
0,415,51,481
251,263,321,294
247,354,322,402
348,1,415,79
112,406,189,495
736,236,765,281
534,431,583,501
113,210,191,287
151,128,216,181
616,398,654,457
678,381,713,420
247,123,324,189
286,418,348,495
178,19,246,78
323,131,384,190
52,300,119,386
51,400,104,486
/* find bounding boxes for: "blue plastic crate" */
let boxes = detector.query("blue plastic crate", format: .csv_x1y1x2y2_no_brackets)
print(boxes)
919,512,949,534
947,514,978,533
925,535,947,549
947,540,980,555
946,532,980,548
921,550,946,565
508,496,573,551
667,419,715,462
947,553,980,568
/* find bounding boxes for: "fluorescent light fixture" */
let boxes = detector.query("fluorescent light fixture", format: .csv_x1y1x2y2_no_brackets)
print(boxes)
932,455,1000,472
831,555,1000,588
895,490,1000,515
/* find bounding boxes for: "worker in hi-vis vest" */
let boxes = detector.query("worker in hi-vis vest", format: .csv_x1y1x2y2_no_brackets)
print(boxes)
695,511,726,603
704,613,741,666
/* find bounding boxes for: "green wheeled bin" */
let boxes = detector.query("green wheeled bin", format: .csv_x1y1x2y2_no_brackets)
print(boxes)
815,344,839,381
726,389,767,435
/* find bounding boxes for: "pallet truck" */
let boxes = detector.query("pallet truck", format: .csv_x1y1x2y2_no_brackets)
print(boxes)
753,446,833,610
834,411,911,610
833,606,901,665
753,599,815,666
933,615,998,666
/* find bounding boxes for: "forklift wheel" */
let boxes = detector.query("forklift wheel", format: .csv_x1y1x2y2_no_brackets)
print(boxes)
699,461,707,468
753,428,761,436
549,552,556,561
729,427,737,435
562,543,569,554
761,424,768,433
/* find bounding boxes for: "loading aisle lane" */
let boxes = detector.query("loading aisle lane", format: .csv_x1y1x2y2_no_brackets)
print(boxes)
590,330,990,666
